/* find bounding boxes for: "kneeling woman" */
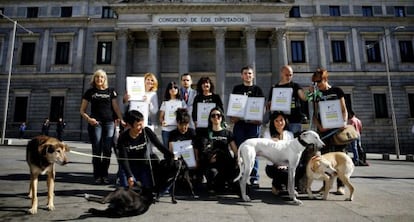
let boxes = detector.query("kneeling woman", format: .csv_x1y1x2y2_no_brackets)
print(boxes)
202,107,239,193
264,112,294,195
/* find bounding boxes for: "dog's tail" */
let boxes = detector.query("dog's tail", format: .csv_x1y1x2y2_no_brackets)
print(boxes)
233,147,243,182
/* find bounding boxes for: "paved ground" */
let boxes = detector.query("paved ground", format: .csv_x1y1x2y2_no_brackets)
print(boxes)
0,139,413,222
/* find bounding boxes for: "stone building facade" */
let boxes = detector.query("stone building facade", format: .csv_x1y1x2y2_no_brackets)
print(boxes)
0,0,413,154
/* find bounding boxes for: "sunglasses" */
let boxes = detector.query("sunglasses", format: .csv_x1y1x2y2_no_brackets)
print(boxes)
210,113,222,118
169,86,178,89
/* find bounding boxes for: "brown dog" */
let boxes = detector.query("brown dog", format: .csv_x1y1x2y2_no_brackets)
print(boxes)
306,152,355,201
26,135,69,214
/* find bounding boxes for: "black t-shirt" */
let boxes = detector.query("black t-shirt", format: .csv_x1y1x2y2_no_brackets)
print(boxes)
319,86,345,101
209,129,235,160
192,94,223,123
268,82,303,123
116,127,171,178
82,87,117,122
168,128,196,143
232,84,264,97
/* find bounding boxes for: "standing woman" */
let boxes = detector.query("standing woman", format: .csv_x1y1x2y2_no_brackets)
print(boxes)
124,72,159,128
159,81,186,145
80,69,124,185
192,76,223,138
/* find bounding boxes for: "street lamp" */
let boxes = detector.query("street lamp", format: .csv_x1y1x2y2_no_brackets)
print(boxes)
0,11,33,144
367,26,404,159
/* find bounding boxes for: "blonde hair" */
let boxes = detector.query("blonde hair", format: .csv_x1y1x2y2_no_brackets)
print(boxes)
144,72,158,92
90,69,108,88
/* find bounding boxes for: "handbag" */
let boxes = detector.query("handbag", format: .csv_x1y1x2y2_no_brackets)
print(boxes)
331,125,359,145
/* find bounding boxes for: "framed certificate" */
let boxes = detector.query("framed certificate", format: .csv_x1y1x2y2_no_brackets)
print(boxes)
164,100,183,126
318,99,344,128
244,97,265,121
171,140,196,168
129,101,149,127
226,94,248,118
270,87,293,114
196,103,216,128
126,77,145,101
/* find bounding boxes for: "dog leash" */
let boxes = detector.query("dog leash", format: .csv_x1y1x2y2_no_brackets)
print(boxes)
69,150,159,161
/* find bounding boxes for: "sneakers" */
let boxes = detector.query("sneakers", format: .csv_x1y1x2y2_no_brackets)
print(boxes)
102,177,110,185
336,186,345,195
250,179,259,187
94,177,103,185
94,177,110,185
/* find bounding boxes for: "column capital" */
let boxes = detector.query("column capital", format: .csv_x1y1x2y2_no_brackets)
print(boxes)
146,27,160,39
244,26,257,39
275,27,287,40
115,28,129,38
213,27,227,39
177,27,191,40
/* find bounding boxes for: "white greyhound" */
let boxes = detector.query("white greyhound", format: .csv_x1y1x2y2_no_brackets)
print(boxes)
234,130,325,205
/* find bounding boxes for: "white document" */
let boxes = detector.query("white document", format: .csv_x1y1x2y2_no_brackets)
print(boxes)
318,99,344,128
126,77,145,101
129,101,149,127
244,97,265,121
226,94,248,118
164,100,183,126
270,87,293,114
196,103,216,128
172,140,196,168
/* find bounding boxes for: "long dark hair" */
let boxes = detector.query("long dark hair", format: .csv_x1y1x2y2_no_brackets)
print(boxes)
207,107,227,139
269,111,289,138
196,76,215,95
163,81,181,101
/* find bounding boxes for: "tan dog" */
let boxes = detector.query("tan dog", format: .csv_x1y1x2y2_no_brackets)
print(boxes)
26,135,69,214
306,152,355,201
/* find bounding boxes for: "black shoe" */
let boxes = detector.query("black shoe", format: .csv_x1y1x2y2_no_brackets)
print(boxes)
94,178,103,185
102,177,110,185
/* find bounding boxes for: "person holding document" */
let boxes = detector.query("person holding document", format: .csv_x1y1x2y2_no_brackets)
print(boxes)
229,66,264,187
159,81,186,146
267,65,306,136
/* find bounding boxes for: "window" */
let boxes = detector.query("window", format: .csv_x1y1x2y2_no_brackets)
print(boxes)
409,93,414,118
13,97,28,122
55,42,70,64
61,7,72,17
50,96,65,122
331,40,346,63
289,6,301,18
329,6,341,16
399,41,414,63
102,6,114,18
20,42,36,65
97,41,112,64
394,6,405,17
362,6,373,17
374,94,388,118
366,41,381,63
27,7,38,18
291,41,306,63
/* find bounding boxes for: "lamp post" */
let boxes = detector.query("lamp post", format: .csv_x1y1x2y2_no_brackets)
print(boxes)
370,26,404,159
0,11,32,144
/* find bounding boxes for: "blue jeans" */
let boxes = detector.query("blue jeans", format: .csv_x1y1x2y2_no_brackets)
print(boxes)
118,164,154,189
233,121,261,182
88,121,114,179
288,123,302,135
349,136,361,163
162,130,170,147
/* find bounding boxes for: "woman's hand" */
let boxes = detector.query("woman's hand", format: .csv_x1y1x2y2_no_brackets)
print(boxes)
128,177,135,188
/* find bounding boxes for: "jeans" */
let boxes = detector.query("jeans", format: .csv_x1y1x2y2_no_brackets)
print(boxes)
288,123,302,136
349,136,361,163
233,121,261,182
88,121,114,179
161,130,170,147
117,164,153,189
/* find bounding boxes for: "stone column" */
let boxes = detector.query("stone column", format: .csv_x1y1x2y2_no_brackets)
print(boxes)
351,28,362,71
146,27,160,77
244,26,257,73
317,28,327,68
74,28,84,73
116,28,128,112
40,29,49,73
214,27,227,102
269,29,279,84
177,27,190,76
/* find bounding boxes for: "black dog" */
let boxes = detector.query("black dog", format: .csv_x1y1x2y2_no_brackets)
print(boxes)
153,156,196,204
85,187,154,218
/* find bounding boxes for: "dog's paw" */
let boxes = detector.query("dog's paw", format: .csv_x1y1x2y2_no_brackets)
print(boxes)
27,208,37,214
47,204,55,211
242,195,251,202
84,193,90,200
291,198,303,205
345,197,353,201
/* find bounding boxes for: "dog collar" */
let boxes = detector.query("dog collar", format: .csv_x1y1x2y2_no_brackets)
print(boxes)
298,137,309,147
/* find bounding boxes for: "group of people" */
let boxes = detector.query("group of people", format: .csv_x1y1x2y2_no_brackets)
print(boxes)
79,65,367,196
41,117,66,141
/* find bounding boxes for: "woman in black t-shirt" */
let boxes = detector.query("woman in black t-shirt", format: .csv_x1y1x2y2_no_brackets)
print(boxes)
80,69,124,185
